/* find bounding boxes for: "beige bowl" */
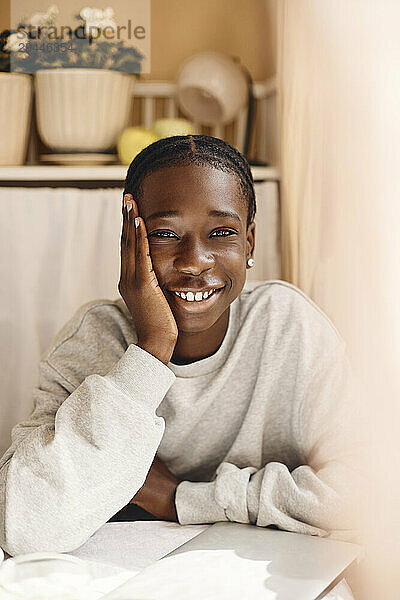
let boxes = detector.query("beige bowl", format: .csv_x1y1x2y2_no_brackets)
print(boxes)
35,68,135,152
0,73,32,166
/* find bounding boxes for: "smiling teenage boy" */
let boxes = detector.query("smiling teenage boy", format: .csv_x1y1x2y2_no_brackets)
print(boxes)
0,136,359,556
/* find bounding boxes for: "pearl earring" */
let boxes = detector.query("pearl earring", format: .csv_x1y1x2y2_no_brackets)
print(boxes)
247,258,255,267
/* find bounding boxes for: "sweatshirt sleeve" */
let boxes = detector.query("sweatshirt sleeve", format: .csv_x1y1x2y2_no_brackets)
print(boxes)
175,341,365,542
0,343,176,556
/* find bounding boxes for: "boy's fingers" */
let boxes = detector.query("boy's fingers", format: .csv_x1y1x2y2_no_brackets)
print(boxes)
125,207,137,284
122,193,133,214
120,202,128,285
135,217,154,284
122,194,139,285
121,194,133,255
125,195,139,223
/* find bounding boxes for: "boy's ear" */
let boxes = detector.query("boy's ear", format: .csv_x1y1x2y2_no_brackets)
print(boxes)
246,221,256,257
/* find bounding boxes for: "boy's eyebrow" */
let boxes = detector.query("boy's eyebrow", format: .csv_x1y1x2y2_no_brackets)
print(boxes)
147,209,241,223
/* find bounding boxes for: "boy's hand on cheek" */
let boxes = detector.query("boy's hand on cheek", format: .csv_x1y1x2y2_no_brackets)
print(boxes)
129,456,181,522
119,193,179,366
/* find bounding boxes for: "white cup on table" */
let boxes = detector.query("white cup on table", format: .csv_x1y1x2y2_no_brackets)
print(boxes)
0,552,93,600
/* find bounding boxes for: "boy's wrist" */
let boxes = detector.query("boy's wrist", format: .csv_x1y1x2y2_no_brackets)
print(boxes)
137,338,176,365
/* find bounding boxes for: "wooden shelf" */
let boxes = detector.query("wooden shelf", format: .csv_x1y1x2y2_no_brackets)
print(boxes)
0,165,280,183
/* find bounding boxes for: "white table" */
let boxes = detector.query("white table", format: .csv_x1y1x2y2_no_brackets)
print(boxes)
1,521,361,600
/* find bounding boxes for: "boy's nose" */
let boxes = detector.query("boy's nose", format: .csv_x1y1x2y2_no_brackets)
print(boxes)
174,239,215,275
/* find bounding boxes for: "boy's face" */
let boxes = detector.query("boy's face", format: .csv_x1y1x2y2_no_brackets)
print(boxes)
138,162,255,334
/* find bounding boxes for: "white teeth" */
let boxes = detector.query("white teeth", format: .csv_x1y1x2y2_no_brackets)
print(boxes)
174,289,217,302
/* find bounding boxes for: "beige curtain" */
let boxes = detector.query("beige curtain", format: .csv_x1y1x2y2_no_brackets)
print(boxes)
277,1,400,598
0,187,123,457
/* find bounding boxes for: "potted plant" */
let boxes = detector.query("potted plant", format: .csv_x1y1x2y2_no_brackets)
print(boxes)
0,30,33,165
6,5,144,156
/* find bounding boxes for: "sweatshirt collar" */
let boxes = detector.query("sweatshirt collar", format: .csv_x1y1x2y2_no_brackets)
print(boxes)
167,295,240,378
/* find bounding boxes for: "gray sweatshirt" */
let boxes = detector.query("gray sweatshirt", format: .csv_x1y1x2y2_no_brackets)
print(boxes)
0,280,360,556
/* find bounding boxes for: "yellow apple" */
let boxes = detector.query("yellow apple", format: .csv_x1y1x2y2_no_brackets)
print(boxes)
152,118,197,139
117,127,160,165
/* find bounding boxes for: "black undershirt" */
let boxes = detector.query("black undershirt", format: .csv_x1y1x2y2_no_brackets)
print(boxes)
107,503,159,522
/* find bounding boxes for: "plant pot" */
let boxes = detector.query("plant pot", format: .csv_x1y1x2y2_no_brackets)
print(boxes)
34,69,135,152
0,73,33,166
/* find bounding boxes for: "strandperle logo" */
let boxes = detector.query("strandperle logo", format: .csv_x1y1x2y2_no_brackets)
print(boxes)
6,2,151,73
15,10,147,44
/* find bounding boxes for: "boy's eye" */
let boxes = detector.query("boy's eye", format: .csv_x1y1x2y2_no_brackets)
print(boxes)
149,231,177,238
211,229,236,237
149,229,236,239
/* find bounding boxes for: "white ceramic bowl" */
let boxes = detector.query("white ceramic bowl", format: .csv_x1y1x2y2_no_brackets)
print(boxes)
176,52,248,126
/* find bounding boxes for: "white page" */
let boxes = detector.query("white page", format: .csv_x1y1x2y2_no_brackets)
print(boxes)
68,521,210,572
1,522,210,599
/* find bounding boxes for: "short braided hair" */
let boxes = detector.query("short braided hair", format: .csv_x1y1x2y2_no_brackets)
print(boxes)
123,134,256,228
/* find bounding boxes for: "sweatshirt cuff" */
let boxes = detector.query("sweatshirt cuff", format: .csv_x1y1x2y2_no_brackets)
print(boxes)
105,344,176,412
175,480,228,525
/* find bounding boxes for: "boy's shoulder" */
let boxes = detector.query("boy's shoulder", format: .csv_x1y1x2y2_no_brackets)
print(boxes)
241,279,345,347
242,278,327,313
43,297,134,389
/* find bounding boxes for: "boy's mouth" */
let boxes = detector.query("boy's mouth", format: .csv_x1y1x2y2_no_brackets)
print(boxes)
167,286,225,310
